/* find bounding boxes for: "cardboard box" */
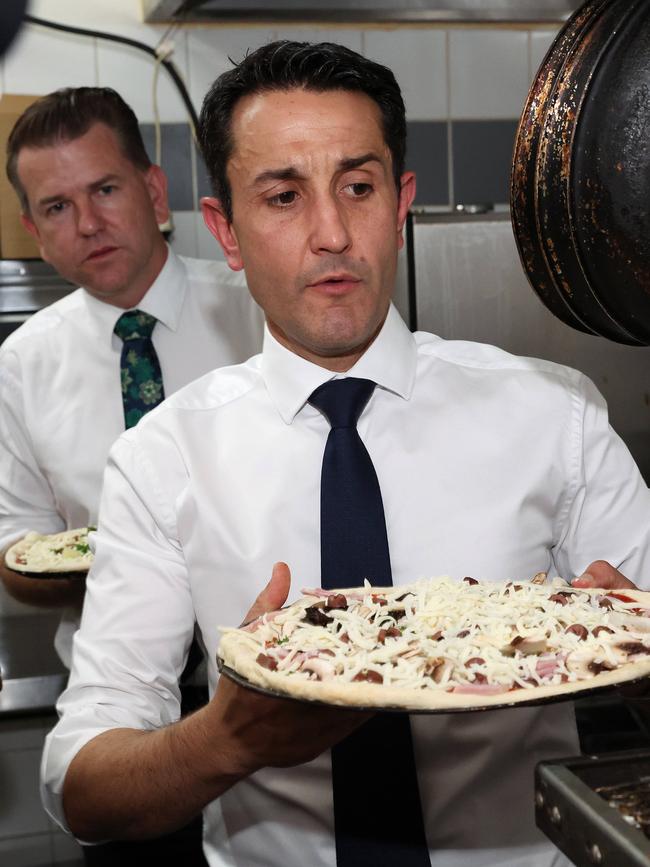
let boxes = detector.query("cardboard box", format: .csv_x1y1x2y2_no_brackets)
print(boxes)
0,94,41,259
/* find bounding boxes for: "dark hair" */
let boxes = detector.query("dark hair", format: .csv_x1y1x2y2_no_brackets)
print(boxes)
6,87,151,211
198,40,406,222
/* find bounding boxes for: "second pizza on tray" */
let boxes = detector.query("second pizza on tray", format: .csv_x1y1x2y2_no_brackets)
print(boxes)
218,575,650,711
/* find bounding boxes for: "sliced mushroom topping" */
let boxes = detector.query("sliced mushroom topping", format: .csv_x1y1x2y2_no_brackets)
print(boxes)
256,653,278,671
592,625,615,638
463,576,479,585
325,594,348,610
301,657,336,680
598,597,615,610
457,630,470,639
353,669,383,684
565,651,593,676
423,657,454,683
531,571,548,585
502,634,548,655
465,657,486,667
429,630,444,642
565,624,588,641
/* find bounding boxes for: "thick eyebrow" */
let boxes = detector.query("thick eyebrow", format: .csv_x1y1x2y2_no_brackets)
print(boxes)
251,152,383,189
37,174,120,208
338,152,383,173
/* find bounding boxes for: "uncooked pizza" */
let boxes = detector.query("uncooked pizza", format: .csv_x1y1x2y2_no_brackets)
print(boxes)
5,527,94,575
218,575,650,711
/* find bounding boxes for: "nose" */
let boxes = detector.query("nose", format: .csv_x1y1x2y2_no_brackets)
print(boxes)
76,198,103,237
309,194,351,255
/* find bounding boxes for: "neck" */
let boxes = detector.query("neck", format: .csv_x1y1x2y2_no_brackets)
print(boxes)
267,315,387,372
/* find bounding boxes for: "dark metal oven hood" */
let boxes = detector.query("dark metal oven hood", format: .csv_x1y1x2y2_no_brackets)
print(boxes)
143,0,582,25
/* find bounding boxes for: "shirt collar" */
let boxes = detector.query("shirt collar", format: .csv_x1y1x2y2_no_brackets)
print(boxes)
80,245,186,342
262,304,417,424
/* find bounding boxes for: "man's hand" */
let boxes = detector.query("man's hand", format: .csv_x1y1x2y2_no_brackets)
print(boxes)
63,561,369,842
243,560,292,623
571,559,637,590
206,560,369,779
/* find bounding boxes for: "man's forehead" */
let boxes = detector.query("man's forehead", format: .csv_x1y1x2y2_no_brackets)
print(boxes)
17,123,125,174
17,124,130,191
227,88,387,174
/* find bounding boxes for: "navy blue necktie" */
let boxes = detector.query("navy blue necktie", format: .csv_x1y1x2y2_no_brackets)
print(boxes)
309,378,430,867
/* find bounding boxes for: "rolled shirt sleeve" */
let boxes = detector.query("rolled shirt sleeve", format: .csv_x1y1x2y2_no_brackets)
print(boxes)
41,429,196,830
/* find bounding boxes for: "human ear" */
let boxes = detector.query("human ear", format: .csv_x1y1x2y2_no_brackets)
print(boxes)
20,212,48,262
396,172,417,250
144,164,170,226
200,196,244,271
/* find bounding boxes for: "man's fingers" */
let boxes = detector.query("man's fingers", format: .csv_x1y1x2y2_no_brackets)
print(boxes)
571,559,637,590
243,562,291,624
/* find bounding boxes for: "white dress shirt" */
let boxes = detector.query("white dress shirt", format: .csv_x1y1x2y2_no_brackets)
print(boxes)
0,247,264,662
42,305,650,866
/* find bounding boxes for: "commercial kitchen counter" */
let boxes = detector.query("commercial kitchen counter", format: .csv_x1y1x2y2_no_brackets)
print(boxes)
0,613,67,717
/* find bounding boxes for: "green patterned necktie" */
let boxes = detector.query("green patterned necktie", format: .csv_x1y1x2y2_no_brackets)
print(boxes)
114,310,165,429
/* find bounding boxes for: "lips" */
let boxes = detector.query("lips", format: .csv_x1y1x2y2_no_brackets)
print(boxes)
85,246,117,262
308,274,361,295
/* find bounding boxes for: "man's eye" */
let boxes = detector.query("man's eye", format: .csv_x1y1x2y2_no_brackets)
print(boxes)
98,185,115,196
268,190,297,207
345,182,373,197
47,202,67,215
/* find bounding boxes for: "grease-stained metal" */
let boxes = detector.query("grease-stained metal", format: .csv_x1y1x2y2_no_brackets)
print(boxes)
511,0,650,345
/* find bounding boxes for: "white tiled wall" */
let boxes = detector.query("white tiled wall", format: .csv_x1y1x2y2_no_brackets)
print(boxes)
0,717,84,866
365,29,448,120
449,29,530,118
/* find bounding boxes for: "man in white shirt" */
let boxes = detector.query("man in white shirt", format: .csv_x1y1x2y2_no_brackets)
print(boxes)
41,43,650,867
0,87,264,667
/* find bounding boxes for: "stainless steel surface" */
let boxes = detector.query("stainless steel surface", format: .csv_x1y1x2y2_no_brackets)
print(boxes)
0,259,74,314
0,675,67,717
143,0,581,24
397,212,650,481
0,613,67,716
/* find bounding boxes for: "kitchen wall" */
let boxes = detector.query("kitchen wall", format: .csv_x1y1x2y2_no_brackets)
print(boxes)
1,0,561,261
0,715,82,867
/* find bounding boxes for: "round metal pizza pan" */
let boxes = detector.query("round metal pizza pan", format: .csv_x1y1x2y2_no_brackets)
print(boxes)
217,657,648,715
6,565,88,580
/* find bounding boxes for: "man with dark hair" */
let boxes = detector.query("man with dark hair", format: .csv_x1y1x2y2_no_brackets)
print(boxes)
0,86,263,664
41,43,650,867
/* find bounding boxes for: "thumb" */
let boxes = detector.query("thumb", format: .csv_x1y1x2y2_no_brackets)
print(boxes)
571,559,636,590
243,561,291,625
